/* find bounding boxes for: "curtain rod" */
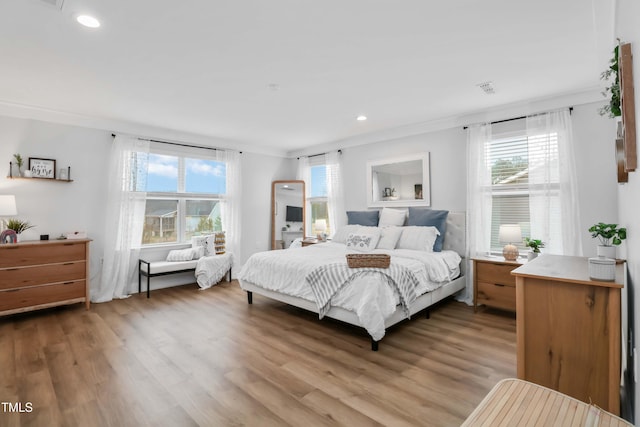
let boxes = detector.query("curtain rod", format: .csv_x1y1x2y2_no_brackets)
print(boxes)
111,133,242,154
462,107,573,130
297,149,342,160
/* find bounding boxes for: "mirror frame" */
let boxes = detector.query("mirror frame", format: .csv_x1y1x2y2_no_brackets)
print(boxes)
271,180,306,250
366,152,431,208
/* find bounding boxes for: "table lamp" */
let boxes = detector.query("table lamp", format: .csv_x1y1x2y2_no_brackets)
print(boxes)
0,195,17,231
499,224,522,261
315,219,327,241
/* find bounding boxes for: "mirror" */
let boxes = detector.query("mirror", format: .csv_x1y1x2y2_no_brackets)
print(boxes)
366,153,430,207
271,180,306,250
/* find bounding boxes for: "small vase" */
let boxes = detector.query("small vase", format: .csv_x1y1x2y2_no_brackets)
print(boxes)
597,245,616,259
527,251,538,261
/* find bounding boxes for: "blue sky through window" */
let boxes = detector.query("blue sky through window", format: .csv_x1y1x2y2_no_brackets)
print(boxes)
310,165,327,197
143,154,226,194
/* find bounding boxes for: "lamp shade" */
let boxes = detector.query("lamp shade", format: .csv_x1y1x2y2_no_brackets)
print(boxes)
499,224,522,244
0,195,17,216
314,219,327,232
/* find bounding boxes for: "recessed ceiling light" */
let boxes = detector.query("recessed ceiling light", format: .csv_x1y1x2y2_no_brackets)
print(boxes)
356,115,367,121
76,15,100,28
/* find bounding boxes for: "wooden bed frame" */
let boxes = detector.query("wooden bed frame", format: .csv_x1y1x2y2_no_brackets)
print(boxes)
240,212,466,351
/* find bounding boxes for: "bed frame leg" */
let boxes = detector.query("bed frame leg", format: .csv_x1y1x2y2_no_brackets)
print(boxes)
371,339,379,352
247,291,253,305
425,309,430,319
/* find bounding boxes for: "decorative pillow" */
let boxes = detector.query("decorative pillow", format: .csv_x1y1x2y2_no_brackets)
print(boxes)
331,224,360,243
378,207,406,227
192,246,205,259
166,248,195,262
407,208,449,252
346,232,381,252
347,210,379,226
396,226,440,252
376,226,403,250
192,234,214,257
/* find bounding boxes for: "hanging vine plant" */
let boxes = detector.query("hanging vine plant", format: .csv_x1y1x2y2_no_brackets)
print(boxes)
599,45,621,118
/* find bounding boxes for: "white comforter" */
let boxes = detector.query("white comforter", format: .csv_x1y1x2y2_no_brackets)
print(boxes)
238,242,461,340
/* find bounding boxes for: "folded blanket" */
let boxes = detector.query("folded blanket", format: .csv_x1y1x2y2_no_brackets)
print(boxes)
305,262,419,319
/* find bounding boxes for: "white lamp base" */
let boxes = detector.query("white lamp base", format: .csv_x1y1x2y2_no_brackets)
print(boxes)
503,244,519,261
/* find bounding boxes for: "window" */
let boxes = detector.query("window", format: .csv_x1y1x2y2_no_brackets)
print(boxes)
309,163,331,236
137,152,225,245
487,132,559,253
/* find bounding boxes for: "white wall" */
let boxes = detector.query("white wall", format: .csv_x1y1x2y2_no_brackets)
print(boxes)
340,126,468,213
615,0,640,421
0,116,111,289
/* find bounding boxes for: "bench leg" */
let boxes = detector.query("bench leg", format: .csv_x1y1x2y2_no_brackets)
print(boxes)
138,262,142,294
147,273,150,298
371,339,379,351
228,267,232,282
247,291,252,304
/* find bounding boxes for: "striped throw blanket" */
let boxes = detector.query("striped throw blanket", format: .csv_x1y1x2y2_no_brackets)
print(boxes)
305,262,420,319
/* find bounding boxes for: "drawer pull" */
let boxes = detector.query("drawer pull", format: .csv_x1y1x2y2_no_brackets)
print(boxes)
63,281,75,285
5,268,19,271
494,283,506,287
63,263,75,266
5,289,20,293
63,243,75,246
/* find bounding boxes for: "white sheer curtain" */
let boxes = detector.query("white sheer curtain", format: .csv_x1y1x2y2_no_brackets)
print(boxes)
218,149,242,274
526,109,582,255
94,135,149,302
325,151,346,236
297,156,312,235
464,123,493,304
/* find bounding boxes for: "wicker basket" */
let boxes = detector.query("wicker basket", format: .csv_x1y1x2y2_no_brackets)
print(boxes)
346,253,390,268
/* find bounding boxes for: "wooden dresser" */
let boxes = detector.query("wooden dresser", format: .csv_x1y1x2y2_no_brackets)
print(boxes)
0,239,91,316
473,256,522,312
512,255,624,415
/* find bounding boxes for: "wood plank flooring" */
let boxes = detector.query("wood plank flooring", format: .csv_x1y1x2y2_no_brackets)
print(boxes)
0,281,516,426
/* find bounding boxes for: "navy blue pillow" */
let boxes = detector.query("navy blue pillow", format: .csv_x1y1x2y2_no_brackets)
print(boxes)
407,208,449,252
346,210,379,226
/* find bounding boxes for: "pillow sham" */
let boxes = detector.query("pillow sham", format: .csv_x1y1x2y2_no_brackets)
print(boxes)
378,207,406,227
346,232,381,252
376,226,403,250
166,248,195,262
407,208,449,252
192,235,215,257
331,224,361,243
347,210,379,226
396,226,440,252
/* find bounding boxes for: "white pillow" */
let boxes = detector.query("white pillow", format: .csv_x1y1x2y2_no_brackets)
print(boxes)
396,226,440,252
376,226,403,250
192,235,214,256
378,207,406,227
331,224,360,243
166,248,195,262
346,232,380,252
192,246,205,259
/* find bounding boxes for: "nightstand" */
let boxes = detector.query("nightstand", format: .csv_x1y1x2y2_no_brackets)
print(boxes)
473,256,523,312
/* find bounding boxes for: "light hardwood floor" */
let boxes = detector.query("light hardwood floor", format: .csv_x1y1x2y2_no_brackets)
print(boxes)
0,281,516,427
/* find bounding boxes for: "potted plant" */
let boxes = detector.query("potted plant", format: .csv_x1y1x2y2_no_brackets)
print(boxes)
599,45,621,118
588,222,626,259
6,219,36,242
523,237,545,260
13,153,24,177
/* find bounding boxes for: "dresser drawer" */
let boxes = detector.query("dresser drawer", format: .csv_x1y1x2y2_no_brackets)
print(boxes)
0,280,86,312
0,261,86,291
477,281,516,311
476,262,517,287
0,242,86,268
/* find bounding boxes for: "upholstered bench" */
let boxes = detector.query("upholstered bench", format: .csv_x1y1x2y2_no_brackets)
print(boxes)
138,259,198,298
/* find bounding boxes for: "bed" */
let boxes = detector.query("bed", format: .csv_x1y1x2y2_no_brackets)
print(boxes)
238,212,466,351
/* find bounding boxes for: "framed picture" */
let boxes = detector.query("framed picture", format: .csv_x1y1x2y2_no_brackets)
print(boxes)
414,184,423,199
28,158,56,179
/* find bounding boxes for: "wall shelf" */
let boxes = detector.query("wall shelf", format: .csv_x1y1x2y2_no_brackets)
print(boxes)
7,176,74,182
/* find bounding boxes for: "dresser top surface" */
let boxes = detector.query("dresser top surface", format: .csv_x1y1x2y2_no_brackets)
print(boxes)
511,254,624,288
0,238,91,248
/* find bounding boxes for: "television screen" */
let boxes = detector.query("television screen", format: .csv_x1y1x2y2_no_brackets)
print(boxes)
286,205,303,222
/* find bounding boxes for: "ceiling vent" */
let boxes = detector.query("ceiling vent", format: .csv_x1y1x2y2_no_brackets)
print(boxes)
477,81,496,95
36,0,65,10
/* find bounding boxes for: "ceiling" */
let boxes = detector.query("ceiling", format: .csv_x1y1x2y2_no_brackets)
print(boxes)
0,0,612,154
